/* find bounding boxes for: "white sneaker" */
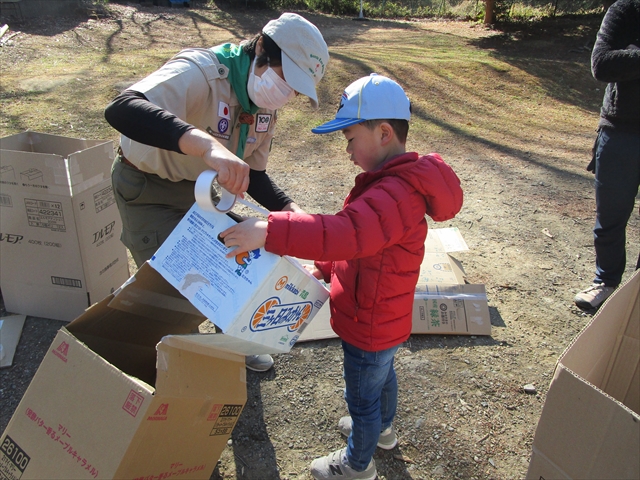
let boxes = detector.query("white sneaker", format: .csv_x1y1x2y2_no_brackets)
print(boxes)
574,283,615,309
310,448,376,480
245,354,274,372
337,416,397,450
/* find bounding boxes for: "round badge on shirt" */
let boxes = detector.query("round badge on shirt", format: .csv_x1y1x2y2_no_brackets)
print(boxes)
218,118,229,134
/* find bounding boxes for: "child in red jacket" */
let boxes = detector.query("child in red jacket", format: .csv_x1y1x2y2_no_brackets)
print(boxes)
221,74,463,480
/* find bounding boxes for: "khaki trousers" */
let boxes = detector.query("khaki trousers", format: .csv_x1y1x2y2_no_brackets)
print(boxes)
111,156,195,267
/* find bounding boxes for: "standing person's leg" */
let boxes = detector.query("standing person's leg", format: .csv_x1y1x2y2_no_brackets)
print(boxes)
111,157,195,268
380,349,398,436
593,129,640,285
575,128,640,308
310,341,399,479
343,341,399,469
336,355,399,450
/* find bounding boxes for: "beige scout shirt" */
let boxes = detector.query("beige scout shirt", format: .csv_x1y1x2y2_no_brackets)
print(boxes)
120,48,277,182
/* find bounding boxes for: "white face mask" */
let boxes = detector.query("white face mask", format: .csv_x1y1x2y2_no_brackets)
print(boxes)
247,58,295,110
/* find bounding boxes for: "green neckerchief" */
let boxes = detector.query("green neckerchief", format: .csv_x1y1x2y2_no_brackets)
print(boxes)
212,43,259,159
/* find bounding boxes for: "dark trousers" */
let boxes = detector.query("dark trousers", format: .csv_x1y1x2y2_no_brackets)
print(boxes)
593,128,640,287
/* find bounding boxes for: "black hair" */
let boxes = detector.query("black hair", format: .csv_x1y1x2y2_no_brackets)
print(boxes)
242,33,282,68
361,118,410,144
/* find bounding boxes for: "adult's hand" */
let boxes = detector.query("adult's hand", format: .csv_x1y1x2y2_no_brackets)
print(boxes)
282,202,306,213
178,129,250,194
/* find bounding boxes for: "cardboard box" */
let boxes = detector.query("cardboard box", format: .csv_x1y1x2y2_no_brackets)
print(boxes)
297,228,491,342
0,132,130,322
526,269,640,480
149,204,330,354
0,314,26,368
0,264,247,480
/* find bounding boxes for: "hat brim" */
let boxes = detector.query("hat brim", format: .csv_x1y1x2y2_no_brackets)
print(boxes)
281,51,319,109
311,117,364,134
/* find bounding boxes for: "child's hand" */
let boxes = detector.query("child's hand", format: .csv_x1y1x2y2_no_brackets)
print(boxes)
219,217,268,258
303,264,323,280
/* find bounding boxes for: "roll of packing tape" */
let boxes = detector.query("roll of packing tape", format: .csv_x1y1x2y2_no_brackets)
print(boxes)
194,170,237,213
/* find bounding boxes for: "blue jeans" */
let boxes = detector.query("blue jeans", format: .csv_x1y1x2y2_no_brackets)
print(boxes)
593,128,640,287
342,341,400,471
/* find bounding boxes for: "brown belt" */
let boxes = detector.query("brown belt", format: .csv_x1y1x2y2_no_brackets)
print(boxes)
117,146,139,170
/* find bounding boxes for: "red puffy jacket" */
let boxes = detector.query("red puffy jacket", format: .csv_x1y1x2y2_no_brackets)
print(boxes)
265,152,463,351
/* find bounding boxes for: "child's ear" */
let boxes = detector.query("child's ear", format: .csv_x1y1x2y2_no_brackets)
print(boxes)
379,122,395,146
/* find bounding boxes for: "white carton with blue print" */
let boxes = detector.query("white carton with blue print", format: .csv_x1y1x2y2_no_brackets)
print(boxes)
149,203,330,355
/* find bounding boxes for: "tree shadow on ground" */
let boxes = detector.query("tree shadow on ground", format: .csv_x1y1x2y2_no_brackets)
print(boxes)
469,14,605,114
211,369,280,480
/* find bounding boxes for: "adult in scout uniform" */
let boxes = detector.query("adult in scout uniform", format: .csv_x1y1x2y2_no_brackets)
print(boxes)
105,13,329,372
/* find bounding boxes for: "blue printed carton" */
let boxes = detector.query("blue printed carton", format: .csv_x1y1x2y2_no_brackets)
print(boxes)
149,204,330,355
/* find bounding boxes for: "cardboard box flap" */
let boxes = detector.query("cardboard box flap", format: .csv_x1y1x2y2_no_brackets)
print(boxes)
532,364,640,479
425,227,469,253
0,132,112,196
67,142,114,195
0,148,72,195
160,335,247,363
154,339,246,397
0,131,105,158
65,296,167,386
109,262,205,327
67,270,203,387
560,270,640,414
602,274,639,411
418,252,467,285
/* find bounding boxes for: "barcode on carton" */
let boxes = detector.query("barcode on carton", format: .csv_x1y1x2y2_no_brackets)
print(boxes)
51,276,82,288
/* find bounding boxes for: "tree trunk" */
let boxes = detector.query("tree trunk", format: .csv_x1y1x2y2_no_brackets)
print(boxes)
484,0,495,24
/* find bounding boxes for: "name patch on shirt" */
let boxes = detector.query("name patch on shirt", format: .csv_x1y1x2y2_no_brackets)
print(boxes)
255,114,272,133
207,126,230,141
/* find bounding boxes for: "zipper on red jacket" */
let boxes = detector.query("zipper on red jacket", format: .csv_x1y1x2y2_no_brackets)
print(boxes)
353,269,359,322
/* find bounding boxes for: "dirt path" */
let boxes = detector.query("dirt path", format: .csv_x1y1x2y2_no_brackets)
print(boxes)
1,4,638,479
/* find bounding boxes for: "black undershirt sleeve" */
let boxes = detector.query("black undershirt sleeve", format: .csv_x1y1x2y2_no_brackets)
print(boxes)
104,89,194,153
106,91,293,210
247,169,294,212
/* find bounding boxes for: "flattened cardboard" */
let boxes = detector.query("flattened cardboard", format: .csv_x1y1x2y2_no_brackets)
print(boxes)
527,269,640,479
0,132,129,322
149,204,330,354
412,283,490,335
297,228,490,342
0,314,26,368
0,265,247,480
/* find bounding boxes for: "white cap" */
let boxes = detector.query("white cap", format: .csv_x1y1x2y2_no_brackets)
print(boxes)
262,13,329,109
312,74,410,134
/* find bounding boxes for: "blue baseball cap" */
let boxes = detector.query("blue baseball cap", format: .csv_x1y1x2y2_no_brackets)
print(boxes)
312,74,411,134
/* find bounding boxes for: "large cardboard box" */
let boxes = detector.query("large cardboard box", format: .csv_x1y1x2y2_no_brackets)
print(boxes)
526,269,640,480
0,132,129,322
149,204,330,354
298,228,491,342
0,264,246,480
